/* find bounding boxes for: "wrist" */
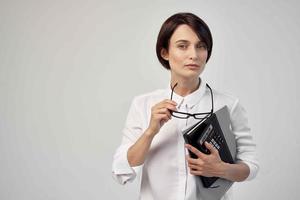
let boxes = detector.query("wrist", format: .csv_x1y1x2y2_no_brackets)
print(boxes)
219,162,230,180
144,128,156,139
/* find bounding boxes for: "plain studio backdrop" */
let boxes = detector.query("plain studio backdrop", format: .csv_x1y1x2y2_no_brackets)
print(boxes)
1,0,299,199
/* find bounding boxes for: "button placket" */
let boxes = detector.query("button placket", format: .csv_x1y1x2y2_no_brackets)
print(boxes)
176,120,187,200
185,104,189,127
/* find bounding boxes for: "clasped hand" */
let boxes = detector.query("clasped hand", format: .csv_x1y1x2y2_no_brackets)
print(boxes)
185,142,226,178
147,99,177,136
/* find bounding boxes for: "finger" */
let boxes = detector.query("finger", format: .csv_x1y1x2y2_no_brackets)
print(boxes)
157,103,177,111
185,144,205,159
166,104,178,111
205,141,218,154
190,169,203,176
157,113,171,122
163,99,177,106
186,156,203,166
186,155,199,164
164,104,178,112
188,163,197,170
156,108,172,119
188,163,202,171
156,107,169,114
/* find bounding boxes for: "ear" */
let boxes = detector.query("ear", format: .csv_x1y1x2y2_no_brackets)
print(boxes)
160,48,169,61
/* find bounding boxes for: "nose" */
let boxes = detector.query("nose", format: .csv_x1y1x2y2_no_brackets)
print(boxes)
189,46,198,60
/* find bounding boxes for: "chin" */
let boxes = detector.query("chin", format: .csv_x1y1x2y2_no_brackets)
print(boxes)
186,68,202,75
181,71,201,80
171,68,203,80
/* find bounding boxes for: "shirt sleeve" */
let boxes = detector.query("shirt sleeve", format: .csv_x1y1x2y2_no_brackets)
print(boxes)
112,97,144,185
230,99,259,181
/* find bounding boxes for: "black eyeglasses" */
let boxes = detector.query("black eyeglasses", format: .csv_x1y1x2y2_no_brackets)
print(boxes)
170,82,214,120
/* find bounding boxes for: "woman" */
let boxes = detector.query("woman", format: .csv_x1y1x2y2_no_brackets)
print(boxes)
112,12,259,200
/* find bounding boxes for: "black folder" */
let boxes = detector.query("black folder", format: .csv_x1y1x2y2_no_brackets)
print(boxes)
183,106,236,189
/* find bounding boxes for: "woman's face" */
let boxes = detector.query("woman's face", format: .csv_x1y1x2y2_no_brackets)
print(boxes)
162,24,208,80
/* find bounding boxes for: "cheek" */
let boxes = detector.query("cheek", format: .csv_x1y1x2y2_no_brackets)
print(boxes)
200,51,208,62
169,50,186,64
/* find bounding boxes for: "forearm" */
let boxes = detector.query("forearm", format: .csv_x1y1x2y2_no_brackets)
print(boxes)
127,128,155,167
220,161,250,182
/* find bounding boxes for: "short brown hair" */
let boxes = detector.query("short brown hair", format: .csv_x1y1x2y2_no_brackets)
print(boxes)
156,12,213,70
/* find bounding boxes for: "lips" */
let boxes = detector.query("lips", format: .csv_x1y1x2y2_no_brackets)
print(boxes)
185,64,200,68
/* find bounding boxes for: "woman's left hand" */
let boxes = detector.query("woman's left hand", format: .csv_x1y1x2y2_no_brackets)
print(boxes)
185,142,226,178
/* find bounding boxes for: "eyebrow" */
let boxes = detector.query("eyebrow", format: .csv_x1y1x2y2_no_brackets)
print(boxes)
175,39,203,44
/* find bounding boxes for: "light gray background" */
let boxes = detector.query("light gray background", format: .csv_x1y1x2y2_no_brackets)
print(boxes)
1,0,299,199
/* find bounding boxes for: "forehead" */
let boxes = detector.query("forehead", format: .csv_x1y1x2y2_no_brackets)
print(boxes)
170,24,201,43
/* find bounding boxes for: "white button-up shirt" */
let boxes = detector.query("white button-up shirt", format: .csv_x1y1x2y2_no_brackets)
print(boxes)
112,78,259,200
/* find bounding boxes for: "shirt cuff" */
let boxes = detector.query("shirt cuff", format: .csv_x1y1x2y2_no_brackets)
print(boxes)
112,146,143,185
240,160,259,181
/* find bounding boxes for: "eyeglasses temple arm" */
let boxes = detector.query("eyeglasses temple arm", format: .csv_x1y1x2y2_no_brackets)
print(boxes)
170,82,178,100
206,83,214,113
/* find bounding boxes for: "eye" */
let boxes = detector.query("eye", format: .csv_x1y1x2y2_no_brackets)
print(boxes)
177,44,188,49
196,43,208,50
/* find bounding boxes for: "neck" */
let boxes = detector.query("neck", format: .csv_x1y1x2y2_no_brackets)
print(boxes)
171,77,201,97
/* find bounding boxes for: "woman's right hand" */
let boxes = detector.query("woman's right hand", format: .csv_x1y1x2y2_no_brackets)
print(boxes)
147,99,177,137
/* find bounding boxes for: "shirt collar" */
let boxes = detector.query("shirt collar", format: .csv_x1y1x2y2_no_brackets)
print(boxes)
166,77,208,110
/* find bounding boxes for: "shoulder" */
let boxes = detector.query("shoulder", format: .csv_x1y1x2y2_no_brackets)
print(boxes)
210,87,240,112
209,87,249,125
